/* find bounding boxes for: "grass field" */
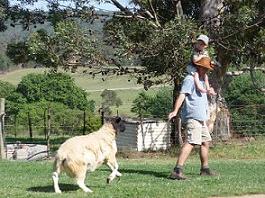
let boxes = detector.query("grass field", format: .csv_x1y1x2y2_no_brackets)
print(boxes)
0,157,265,198
0,68,168,116
1,137,265,198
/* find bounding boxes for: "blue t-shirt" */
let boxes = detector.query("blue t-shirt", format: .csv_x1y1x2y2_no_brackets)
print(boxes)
180,75,209,122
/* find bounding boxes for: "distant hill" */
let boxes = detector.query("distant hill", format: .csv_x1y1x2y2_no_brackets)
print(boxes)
0,10,113,50
0,11,115,70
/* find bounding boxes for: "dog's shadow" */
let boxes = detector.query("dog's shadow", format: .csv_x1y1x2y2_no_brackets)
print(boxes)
27,183,79,193
28,180,108,193
27,169,176,193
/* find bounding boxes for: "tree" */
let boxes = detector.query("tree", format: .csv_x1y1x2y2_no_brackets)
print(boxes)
102,0,265,142
0,0,8,32
6,41,30,65
0,53,12,71
27,20,104,72
100,89,122,116
16,73,95,111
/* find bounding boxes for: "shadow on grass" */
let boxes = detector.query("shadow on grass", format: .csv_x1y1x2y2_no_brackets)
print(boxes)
28,183,106,193
119,168,169,178
27,183,79,193
100,167,199,179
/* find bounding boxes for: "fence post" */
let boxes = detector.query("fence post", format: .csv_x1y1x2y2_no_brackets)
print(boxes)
0,98,6,159
43,109,47,140
83,110,86,135
47,107,51,155
14,114,17,137
28,111,33,140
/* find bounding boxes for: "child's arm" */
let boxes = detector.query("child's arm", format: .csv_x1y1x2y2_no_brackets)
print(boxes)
204,74,210,90
205,74,217,96
194,72,207,93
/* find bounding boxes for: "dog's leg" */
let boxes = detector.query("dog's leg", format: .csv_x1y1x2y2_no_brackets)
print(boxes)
106,157,121,183
52,172,62,193
52,158,62,193
76,173,93,193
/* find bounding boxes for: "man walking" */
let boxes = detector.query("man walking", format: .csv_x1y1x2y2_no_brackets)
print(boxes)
168,57,216,180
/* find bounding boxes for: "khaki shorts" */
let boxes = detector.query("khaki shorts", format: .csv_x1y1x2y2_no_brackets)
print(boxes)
185,119,212,145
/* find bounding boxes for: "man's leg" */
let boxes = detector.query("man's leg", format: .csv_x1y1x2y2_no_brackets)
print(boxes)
200,141,216,176
169,143,194,180
177,143,194,166
200,141,210,168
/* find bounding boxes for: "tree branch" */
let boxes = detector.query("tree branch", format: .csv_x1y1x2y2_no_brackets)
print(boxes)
110,0,133,15
148,0,161,27
221,14,265,40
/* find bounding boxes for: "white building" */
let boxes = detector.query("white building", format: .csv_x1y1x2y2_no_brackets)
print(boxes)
117,118,171,151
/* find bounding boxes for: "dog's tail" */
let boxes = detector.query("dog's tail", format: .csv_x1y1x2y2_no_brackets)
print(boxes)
53,153,66,175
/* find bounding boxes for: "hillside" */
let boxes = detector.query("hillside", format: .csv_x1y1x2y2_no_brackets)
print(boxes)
0,68,165,116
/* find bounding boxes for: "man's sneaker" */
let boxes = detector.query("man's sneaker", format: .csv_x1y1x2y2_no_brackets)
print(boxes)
200,168,217,176
169,171,187,180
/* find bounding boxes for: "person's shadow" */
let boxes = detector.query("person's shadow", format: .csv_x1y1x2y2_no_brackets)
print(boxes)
113,168,169,178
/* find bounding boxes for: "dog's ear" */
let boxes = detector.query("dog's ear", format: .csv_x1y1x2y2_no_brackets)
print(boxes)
115,117,121,123
111,116,125,133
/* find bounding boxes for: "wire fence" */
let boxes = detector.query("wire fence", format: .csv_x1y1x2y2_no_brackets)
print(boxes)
2,104,265,140
227,104,265,137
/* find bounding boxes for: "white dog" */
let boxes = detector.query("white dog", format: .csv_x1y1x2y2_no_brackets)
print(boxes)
52,117,125,193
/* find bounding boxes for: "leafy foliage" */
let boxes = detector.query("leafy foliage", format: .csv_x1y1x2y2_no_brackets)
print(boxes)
100,89,122,115
0,80,16,98
131,88,173,119
16,73,95,110
0,0,8,31
6,41,30,64
27,20,103,71
0,53,12,71
224,72,265,135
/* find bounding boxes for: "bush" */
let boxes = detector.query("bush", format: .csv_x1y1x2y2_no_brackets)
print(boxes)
0,80,16,98
131,87,173,119
224,72,265,136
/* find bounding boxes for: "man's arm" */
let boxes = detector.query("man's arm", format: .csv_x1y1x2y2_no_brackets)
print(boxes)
168,93,186,120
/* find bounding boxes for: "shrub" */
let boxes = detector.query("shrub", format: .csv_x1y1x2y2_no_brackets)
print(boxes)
131,87,173,119
224,72,265,136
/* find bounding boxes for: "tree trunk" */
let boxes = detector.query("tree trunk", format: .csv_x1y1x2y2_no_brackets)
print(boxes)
201,0,231,140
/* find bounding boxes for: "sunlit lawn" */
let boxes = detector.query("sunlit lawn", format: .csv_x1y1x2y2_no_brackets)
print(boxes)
0,158,265,198
1,137,265,198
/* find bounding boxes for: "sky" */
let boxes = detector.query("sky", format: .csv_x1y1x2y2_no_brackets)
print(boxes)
9,0,133,12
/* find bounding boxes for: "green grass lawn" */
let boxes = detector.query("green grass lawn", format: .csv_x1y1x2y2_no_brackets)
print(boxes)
1,137,265,198
0,158,264,198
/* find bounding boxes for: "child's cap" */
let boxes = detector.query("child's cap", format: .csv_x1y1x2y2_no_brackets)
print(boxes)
197,34,209,46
